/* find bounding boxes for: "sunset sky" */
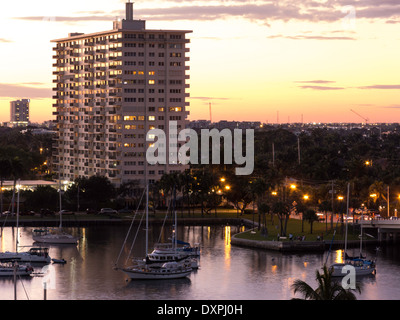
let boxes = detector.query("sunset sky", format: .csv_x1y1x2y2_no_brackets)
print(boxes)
0,0,399,124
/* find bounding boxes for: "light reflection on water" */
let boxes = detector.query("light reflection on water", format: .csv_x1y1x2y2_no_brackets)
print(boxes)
0,225,398,300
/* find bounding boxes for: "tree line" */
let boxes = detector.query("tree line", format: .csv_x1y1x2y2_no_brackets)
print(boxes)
2,125,400,237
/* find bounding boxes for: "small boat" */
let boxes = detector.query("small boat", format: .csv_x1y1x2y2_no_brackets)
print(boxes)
331,258,376,277
0,247,51,264
0,181,52,264
115,185,194,280
32,184,79,245
146,244,199,269
122,261,192,280
0,262,34,277
52,258,67,264
329,183,376,277
155,241,201,257
33,228,78,245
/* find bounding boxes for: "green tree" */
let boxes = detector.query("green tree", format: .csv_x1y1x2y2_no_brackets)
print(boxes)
65,176,115,210
24,186,59,212
303,209,319,234
272,201,291,237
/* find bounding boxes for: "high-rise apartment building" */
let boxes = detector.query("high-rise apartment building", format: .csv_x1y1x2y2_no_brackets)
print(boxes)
10,99,30,127
52,2,191,186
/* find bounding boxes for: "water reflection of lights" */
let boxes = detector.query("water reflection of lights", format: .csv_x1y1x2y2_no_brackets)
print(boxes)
224,226,231,247
78,228,87,260
335,250,344,264
271,265,277,273
224,226,231,268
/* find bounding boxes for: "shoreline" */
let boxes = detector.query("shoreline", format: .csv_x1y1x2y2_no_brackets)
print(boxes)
2,216,382,252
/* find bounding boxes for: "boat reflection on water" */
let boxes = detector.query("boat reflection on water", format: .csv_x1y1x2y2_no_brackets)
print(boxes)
125,276,192,296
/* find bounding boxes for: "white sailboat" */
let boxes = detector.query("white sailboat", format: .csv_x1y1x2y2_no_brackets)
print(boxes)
330,183,376,277
32,181,78,245
116,185,193,280
0,180,51,264
143,186,199,269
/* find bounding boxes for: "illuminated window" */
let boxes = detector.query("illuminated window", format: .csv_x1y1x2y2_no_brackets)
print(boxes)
124,116,137,121
124,125,137,130
148,71,155,75
158,107,165,112
138,116,145,121
148,80,155,85
148,116,155,121
169,107,182,112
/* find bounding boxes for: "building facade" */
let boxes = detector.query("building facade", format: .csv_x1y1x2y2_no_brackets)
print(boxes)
10,99,30,127
52,2,191,186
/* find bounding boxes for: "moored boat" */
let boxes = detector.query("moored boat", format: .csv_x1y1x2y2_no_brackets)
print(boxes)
0,247,51,264
122,261,192,280
0,262,33,277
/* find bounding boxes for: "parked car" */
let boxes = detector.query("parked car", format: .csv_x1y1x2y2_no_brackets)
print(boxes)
118,208,132,214
20,210,36,216
1,211,11,217
100,208,118,215
59,209,75,215
86,208,98,215
40,208,55,216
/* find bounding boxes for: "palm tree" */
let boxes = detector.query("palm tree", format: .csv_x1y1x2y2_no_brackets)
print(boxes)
368,180,387,206
291,265,362,300
303,209,319,234
10,157,26,215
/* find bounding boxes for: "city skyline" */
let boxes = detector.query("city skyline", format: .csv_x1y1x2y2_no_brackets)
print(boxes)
1,0,400,124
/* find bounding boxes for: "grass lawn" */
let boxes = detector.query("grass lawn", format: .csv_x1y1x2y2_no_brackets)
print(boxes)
234,216,360,242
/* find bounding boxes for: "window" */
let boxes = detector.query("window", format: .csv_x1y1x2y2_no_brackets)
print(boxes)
124,116,137,121
148,80,155,85
148,116,155,121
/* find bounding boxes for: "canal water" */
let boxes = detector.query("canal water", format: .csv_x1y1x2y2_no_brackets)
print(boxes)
0,223,399,300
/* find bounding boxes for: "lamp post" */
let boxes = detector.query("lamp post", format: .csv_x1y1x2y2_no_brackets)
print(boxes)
302,195,309,232
370,193,377,218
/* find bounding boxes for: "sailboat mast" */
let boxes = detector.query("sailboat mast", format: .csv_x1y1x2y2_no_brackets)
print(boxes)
145,184,149,256
360,209,363,256
172,185,178,251
59,180,63,229
344,183,350,256
16,179,20,253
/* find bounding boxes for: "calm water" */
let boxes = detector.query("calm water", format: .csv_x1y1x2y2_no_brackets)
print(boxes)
0,223,399,300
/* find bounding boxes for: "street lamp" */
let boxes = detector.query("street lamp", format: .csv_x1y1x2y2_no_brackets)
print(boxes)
302,195,309,232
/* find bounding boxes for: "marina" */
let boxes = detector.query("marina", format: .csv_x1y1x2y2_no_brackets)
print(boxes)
0,224,399,300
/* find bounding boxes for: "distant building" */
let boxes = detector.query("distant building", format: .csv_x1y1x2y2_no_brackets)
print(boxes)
10,99,30,127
